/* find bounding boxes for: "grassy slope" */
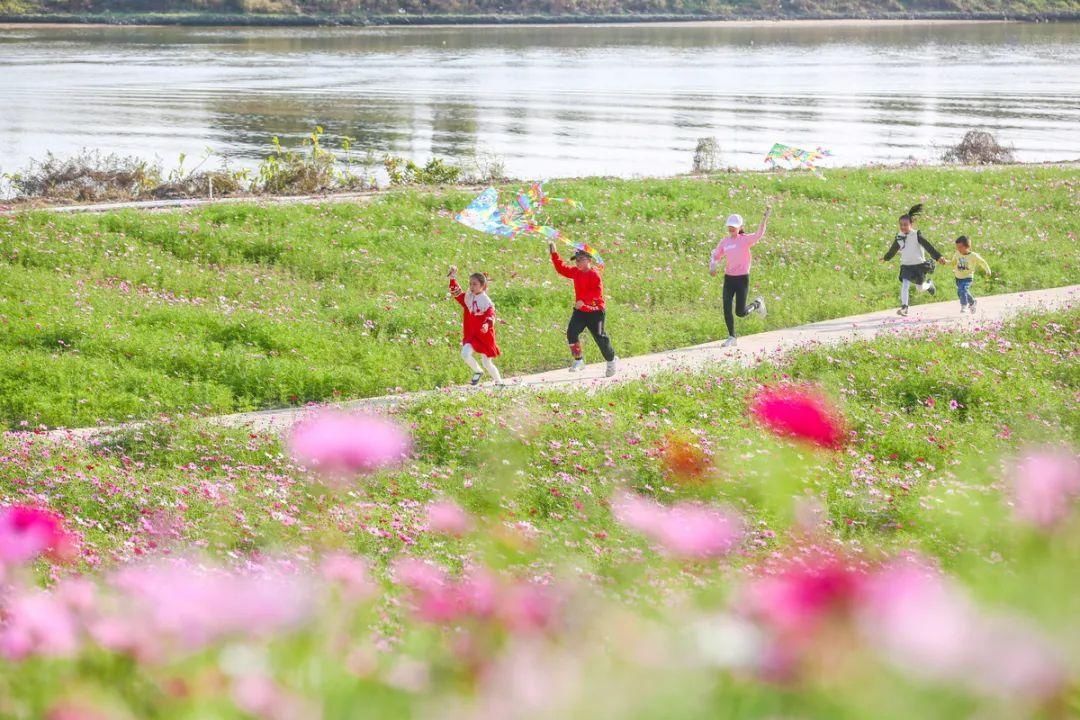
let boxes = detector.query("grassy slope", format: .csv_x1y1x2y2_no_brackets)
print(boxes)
1,165,1077,428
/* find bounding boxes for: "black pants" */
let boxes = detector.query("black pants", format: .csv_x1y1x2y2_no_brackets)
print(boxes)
722,274,753,337
566,309,616,362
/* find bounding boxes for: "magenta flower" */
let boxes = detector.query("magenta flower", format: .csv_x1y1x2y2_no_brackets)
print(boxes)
611,491,743,559
1010,449,1080,529
288,410,411,477
424,500,473,536
740,552,867,639
750,386,846,450
0,505,76,566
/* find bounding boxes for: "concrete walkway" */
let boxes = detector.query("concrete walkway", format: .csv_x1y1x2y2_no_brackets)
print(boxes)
48,284,1077,441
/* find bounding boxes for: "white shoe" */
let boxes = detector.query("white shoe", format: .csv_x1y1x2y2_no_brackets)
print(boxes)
721,336,737,348
959,306,967,314
926,281,936,296
754,296,767,318
569,358,585,372
605,357,618,377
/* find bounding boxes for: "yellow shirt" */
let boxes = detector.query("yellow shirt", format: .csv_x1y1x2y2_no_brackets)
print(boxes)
944,251,991,280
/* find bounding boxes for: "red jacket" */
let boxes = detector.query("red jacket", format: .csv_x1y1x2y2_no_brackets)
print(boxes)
550,252,605,311
450,279,500,358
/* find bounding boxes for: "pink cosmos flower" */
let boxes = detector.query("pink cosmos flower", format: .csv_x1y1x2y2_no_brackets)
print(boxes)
861,559,1065,701
108,558,315,651
425,500,473,536
497,581,560,633
320,553,376,602
611,491,743,559
0,589,80,660
288,410,411,477
0,505,76,565
1009,449,1080,529
750,386,846,450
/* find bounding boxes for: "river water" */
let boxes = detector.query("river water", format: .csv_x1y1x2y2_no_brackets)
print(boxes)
1,21,1078,182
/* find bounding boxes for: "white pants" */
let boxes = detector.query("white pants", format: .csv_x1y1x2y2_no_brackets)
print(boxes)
900,278,932,306
461,344,501,382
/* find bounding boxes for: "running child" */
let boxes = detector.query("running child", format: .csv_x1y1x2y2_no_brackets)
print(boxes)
709,206,771,347
448,266,502,385
547,240,618,377
943,235,992,313
882,204,945,316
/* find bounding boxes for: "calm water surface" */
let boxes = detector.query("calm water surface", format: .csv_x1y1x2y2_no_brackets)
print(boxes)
1,22,1078,181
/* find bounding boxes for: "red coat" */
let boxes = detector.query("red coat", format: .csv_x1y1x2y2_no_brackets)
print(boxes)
450,279,500,358
550,252,605,311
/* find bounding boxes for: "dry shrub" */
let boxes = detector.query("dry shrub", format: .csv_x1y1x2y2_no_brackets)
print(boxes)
942,130,1015,165
8,150,161,202
150,171,246,199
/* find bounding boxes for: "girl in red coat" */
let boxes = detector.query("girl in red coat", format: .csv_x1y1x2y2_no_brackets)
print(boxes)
448,266,502,385
547,241,618,377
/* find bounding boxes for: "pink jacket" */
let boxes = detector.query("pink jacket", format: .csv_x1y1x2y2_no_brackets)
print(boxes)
709,220,767,276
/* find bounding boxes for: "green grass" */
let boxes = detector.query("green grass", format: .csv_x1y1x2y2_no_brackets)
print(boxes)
1,165,1077,428
0,308,1076,717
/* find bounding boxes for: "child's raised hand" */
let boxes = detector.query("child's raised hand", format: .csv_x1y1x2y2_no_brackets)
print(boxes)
447,266,457,278
548,241,557,254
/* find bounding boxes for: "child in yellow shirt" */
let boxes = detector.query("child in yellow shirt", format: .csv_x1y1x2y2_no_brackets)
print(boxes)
943,236,991,313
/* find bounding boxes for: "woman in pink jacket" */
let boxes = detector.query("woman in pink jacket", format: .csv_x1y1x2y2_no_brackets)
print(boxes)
709,207,771,347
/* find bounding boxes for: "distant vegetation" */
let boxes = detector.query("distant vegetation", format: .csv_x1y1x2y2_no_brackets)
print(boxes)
1,0,1078,22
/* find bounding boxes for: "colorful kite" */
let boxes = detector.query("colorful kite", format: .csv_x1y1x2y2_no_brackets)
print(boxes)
454,187,521,239
455,182,578,241
764,143,833,174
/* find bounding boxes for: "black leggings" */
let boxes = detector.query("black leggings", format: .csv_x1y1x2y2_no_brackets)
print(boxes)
722,274,752,337
566,309,616,362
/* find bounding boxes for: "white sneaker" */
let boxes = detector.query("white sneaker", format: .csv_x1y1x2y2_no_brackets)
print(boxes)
569,358,585,372
959,306,967,314
754,296,767,318
926,281,936,296
721,336,737,348
605,357,618,377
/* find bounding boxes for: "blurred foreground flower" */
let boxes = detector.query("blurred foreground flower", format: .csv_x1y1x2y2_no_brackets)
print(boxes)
1009,448,1080,529
861,558,1066,702
104,558,316,655
611,491,743,559
0,505,76,566
425,500,473,536
750,386,846,450
289,410,411,478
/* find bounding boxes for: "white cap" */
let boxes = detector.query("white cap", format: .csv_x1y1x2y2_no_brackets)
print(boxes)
726,214,744,228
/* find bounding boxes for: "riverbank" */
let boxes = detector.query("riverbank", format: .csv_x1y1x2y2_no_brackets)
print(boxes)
1,10,1078,27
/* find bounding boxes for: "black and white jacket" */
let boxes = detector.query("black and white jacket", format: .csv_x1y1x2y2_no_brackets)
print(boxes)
883,230,942,267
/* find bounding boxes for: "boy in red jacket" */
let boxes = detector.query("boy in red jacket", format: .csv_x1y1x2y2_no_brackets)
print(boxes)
448,266,502,385
548,241,618,377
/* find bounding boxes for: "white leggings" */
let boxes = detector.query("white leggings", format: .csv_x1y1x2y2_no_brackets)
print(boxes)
900,278,932,306
461,344,501,382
